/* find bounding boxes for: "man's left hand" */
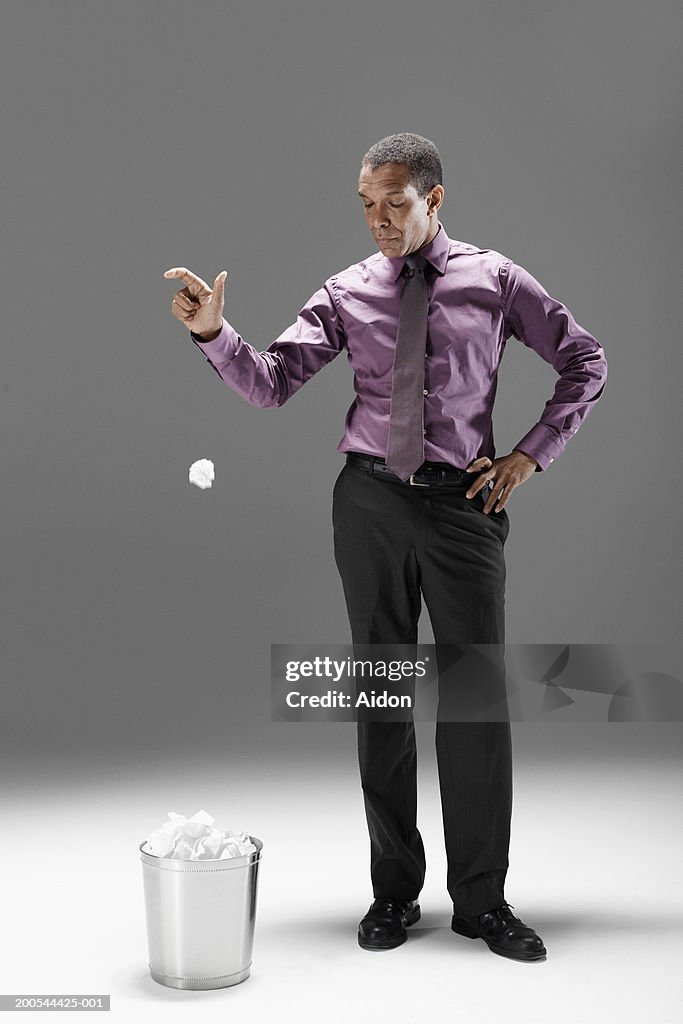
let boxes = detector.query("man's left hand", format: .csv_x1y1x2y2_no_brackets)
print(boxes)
464,450,539,514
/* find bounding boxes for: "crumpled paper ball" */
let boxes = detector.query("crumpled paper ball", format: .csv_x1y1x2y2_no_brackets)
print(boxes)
143,809,257,860
189,459,215,490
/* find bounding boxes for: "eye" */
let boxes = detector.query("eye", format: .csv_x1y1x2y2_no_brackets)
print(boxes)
362,201,404,209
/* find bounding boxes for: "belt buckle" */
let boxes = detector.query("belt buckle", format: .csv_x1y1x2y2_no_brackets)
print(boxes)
409,473,431,487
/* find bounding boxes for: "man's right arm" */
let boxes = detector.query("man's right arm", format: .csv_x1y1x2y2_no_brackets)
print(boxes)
189,279,346,408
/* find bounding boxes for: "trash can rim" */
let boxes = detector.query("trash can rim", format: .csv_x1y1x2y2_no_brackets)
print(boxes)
139,834,262,869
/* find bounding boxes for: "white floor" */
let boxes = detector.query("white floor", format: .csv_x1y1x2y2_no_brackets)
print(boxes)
4,736,683,1024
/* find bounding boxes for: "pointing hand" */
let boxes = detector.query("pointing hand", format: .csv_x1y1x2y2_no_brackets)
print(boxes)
163,266,228,339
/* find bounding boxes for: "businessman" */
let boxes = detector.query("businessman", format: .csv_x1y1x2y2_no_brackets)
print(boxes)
164,132,608,962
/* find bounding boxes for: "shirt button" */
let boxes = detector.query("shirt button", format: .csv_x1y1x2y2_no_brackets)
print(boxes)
549,457,554,463
423,389,428,395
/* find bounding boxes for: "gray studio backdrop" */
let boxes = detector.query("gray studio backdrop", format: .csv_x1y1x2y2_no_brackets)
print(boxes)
2,0,681,775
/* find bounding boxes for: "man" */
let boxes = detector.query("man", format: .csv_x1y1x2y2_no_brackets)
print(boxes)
164,132,607,963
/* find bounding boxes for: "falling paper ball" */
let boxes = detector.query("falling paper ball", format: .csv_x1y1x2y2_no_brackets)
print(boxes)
189,459,215,489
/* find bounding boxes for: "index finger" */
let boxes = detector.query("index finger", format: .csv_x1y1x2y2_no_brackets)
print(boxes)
163,267,211,295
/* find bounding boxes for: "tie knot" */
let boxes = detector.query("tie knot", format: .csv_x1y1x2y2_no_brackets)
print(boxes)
403,253,429,278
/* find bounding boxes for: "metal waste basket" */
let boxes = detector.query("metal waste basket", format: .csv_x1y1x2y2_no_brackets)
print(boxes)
139,835,263,990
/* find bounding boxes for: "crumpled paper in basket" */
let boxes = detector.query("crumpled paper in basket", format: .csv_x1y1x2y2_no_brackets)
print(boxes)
143,809,257,860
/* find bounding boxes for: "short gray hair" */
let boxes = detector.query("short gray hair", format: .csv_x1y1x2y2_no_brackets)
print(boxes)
360,132,443,199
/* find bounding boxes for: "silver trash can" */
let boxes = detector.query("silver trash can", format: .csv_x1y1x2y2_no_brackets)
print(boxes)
139,835,263,990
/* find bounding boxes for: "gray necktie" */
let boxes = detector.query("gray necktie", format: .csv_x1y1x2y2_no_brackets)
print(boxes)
385,252,430,481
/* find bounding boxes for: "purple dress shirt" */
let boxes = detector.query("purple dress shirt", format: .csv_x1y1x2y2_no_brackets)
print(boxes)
190,222,607,472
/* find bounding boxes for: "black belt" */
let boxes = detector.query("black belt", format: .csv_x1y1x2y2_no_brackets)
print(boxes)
345,452,480,488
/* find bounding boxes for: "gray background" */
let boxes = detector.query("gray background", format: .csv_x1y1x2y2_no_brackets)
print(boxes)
2,0,681,775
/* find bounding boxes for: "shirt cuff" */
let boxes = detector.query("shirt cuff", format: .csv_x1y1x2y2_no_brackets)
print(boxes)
189,319,239,373
513,423,566,472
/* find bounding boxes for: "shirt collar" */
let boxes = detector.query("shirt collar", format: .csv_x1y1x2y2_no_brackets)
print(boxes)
384,221,450,282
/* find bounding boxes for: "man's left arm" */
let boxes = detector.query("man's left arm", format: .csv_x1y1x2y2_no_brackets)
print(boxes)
499,258,608,472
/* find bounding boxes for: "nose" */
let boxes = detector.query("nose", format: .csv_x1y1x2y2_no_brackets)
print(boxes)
370,214,390,232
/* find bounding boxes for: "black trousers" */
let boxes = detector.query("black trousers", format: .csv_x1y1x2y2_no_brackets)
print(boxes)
332,458,513,918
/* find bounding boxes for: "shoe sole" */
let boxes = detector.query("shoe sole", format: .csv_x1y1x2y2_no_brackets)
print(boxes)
451,917,547,962
358,904,421,950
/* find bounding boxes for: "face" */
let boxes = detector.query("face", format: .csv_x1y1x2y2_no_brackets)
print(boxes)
358,162,444,257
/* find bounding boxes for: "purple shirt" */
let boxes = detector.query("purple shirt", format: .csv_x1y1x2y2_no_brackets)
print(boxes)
190,222,607,471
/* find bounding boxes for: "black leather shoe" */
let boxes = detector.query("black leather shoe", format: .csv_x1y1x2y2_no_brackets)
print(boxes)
358,897,421,950
451,901,547,961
